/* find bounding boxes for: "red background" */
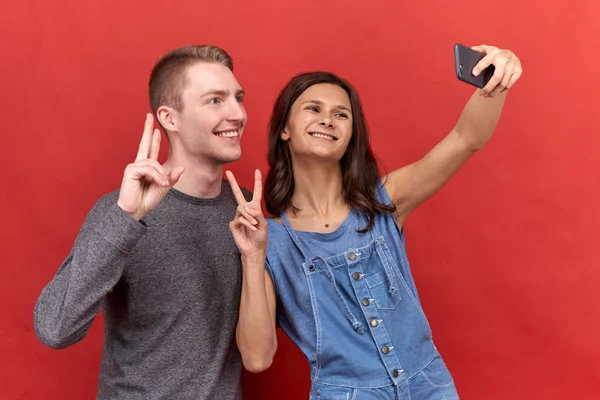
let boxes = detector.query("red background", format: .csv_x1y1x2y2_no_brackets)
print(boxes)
2,1,599,398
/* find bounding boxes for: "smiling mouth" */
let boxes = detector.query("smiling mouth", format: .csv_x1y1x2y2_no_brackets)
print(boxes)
308,132,337,140
214,129,239,138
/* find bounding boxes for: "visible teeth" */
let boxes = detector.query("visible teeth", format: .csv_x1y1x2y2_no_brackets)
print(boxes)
215,130,239,138
310,133,335,140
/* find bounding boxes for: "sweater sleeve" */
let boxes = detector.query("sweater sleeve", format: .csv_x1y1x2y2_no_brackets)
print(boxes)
33,196,147,349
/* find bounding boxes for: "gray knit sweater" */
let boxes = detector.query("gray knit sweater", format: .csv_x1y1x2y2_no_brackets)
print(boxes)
34,181,248,399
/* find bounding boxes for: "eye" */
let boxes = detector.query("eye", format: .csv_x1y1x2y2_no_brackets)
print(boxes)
335,112,349,119
306,106,319,112
208,97,222,105
235,95,244,103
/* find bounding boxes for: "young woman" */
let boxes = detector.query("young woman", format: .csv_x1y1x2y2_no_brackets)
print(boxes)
226,44,522,399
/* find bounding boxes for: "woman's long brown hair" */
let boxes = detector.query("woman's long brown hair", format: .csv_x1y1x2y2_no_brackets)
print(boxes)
264,72,395,232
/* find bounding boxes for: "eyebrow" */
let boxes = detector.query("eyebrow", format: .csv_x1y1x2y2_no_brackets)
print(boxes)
201,88,245,98
301,99,351,113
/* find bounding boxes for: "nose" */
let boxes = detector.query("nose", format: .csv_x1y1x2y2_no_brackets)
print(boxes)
319,120,333,128
226,100,246,123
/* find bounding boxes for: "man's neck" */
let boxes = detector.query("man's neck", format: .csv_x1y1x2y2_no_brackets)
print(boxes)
163,155,224,199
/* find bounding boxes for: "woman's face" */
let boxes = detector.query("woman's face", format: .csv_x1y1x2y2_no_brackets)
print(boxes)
281,83,353,163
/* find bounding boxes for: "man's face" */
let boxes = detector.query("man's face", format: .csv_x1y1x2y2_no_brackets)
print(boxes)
169,62,247,164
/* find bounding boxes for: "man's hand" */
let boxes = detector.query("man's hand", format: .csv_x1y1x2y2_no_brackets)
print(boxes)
117,113,185,221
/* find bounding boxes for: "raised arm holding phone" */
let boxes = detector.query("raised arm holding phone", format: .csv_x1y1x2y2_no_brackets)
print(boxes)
229,43,522,399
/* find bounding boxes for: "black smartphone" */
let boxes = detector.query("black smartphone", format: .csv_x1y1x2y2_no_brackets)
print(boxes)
454,43,495,89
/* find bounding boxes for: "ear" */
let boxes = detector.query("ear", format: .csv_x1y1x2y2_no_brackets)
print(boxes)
280,128,290,142
157,106,178,133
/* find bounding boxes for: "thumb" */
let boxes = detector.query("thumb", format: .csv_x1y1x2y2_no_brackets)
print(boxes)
168,166,186,185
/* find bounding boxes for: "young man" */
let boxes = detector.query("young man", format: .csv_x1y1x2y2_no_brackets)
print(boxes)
34,45,249,400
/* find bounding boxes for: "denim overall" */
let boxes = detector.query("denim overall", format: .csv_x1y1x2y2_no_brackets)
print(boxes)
265,183,459,399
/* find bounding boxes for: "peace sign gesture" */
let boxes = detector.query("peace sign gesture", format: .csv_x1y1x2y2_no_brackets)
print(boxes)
117,114,185,221
226,169,268,257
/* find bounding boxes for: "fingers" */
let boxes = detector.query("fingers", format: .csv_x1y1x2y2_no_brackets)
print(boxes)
471,44,490,54
225,170,248,206
472,57,492,78
134,158,167,175
252,169,263,203
126,159,170,186
136,113,155,162
226,169,265,204
481,60,506,95
472,45,499,77
127,163,170,187
237,216,259,232
246,204,268,229
505,65,522,90
231,203,267,232
149,129,161,160
225,169,266,228
125,158,184,190
488,63,515,96
499,63,514,90
230,211,259,232
474,48,522,96
237,204,259,226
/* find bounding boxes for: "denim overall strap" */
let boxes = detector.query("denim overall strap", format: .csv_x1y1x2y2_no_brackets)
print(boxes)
280,212,364,333
368,217,398,296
